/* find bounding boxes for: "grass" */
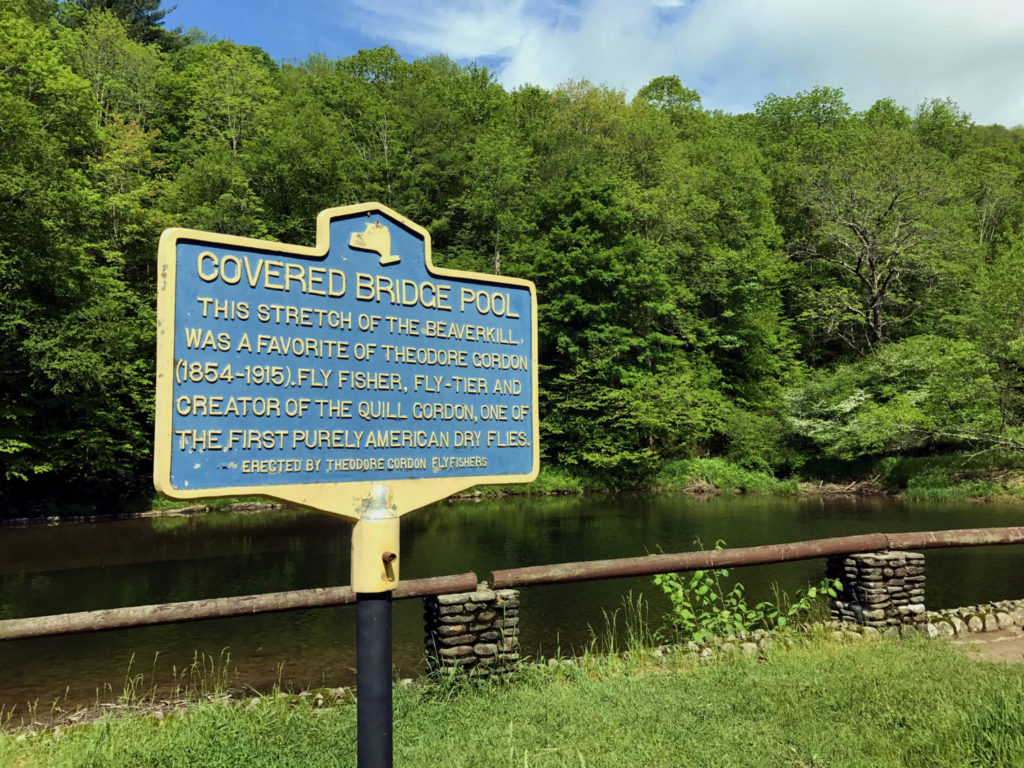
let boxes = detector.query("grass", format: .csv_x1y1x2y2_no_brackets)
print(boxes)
466,464,589,497
801,451,1024,501
902,478,1011,501
895,453,1024,501
466,458,799,499
143,494,285,512
144,506,310,534
453,451,1024,501
586,591,660,658
653,458,800,495
0,650,243,735
3,637,1023,767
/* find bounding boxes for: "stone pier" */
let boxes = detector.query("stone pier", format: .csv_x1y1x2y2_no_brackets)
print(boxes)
424,587,521,678
827,551,926,632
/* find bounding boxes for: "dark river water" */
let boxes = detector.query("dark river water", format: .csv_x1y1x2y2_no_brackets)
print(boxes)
1,494,1022,711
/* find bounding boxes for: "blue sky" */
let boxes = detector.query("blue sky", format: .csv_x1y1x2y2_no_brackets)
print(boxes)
165,0,1024,126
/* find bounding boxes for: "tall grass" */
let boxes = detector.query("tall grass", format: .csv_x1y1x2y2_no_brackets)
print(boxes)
585,592,658,661
111,649,239,709
452,458,800,499
1,649,242,733
470,465,587,496
889,453,1022,500
653,458,799,494
803,450,1024,500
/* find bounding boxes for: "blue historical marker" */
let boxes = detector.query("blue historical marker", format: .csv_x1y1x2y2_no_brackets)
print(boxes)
154,202,538,768
154,203,539,520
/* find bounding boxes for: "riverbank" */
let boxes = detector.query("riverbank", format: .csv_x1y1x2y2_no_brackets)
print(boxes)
4,451,1023,527
471,453,1024,504
3,636,1023,767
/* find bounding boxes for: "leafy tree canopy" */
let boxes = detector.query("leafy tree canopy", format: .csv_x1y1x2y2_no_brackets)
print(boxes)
4,0,1024,510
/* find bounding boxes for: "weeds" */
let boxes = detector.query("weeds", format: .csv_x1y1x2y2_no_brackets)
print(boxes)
653,540,840,643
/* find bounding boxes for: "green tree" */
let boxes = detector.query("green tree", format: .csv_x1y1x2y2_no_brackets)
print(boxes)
162,144,267,236
863,98,911,130
791,123,953,355
382,55,507,233
334,47,411,209
161,40,276,235
957,135,1024,247
530,179,727,470
70,0,177,47
634,74,706,136
964,232,1024,444
445,124,536,275
245,59,365,243
3,3,1024,506
753,86,852,244
182,40,276,157
913,97,973,160
89,116,168,285
71,8,162,127
1,0,154,501
786,335,1002,459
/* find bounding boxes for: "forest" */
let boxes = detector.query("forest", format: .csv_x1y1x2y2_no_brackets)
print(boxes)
3,0,1024,513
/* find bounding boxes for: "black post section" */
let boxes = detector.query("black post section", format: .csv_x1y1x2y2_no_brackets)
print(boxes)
357,591,393,768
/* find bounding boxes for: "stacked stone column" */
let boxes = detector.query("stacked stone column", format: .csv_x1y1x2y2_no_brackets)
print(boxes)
424,587,521,678
827,551,926,631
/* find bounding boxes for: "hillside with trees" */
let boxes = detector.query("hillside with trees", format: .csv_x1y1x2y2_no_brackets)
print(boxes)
3,0,1024,514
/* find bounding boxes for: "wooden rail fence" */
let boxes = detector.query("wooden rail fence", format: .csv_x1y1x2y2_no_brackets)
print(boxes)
2,526,1022,641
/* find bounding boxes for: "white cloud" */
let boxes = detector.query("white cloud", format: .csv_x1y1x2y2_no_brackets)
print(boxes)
346,0,541,60
345,0,1024,125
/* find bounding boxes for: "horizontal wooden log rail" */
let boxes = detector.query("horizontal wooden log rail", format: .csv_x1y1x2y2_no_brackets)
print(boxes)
488,527,1024,588
2,526,1022,641
0,572,479,641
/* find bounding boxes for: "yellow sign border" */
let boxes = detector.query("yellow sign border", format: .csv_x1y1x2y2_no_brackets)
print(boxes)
154,202,540,521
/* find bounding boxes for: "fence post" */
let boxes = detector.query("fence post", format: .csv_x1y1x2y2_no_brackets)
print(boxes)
827,551,926,634
424,587,521,678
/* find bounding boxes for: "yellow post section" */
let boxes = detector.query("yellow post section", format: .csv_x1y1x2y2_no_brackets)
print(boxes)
351,485,400,593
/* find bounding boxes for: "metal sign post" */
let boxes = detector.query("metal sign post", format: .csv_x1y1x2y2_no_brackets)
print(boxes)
353,485,398,767
153,203,538,767
357,589,392,766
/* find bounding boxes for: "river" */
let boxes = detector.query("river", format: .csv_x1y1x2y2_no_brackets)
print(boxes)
1,494,1022,711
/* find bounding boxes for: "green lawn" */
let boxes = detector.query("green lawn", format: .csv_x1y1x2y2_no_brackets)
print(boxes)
3,638,1023,767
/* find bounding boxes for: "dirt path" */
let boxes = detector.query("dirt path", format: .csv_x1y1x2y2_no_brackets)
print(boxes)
952,628,1024,664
